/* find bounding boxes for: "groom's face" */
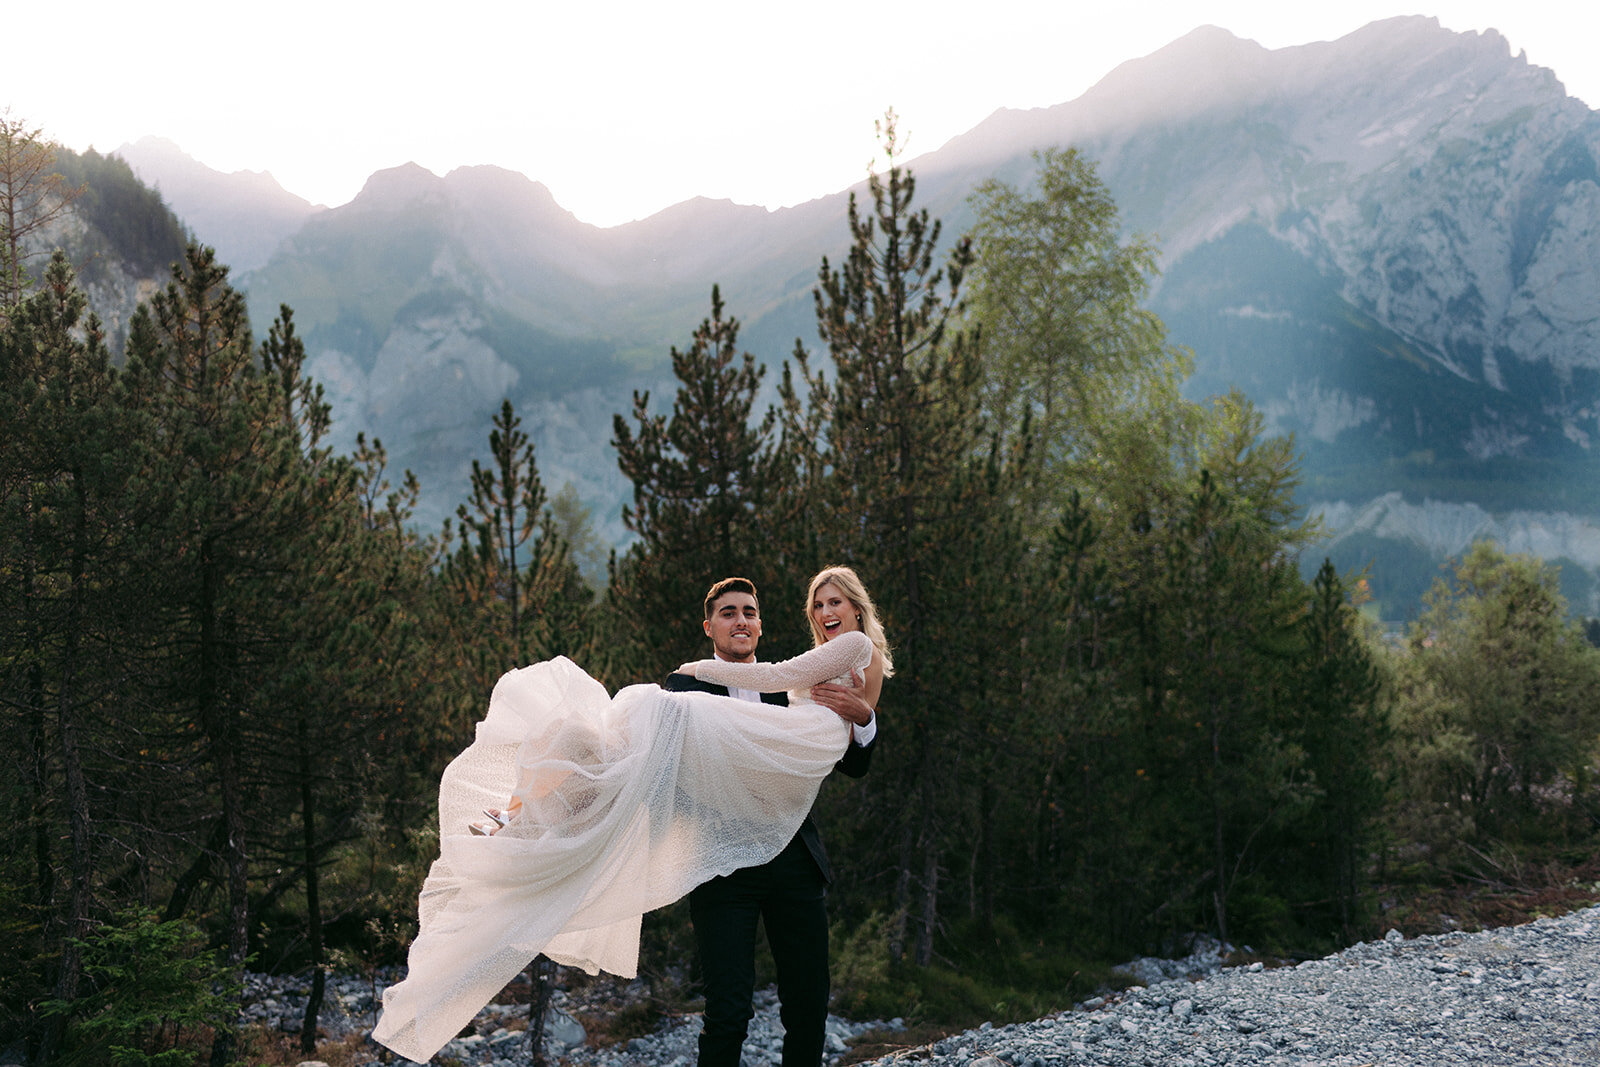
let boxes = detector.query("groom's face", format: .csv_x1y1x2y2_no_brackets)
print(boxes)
704,591,762,663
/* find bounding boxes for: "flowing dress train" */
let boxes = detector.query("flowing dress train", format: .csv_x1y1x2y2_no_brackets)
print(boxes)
373,632,873,1062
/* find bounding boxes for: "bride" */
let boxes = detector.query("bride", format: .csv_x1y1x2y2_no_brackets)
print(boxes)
373,570,891,1063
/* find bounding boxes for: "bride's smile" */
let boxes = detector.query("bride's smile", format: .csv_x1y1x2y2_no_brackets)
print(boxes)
810,582,859,640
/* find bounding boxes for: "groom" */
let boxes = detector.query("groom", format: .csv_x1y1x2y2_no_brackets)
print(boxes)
665,576,878,1067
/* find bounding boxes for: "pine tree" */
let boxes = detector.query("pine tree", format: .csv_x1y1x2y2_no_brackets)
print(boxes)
444,398,588,691
249,307,435,1054
783,110,1004,966
1129,395,1315,944
441,399,589,1063
120,244,339,1066
0,252,127,1059
0,113,82,315
608,285,786,678
1295,560,1387,938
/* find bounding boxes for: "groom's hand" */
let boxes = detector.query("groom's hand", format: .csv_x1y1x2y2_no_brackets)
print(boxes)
811,670,873,727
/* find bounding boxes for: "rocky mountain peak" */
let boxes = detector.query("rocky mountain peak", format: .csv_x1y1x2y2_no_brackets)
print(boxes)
349,162,451,210
443,165,575,221
1077,24,1275,129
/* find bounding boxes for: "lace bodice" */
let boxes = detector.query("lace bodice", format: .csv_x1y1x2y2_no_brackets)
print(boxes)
692,630,872,703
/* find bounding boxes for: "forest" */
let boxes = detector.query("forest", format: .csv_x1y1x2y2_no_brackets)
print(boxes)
5,113,1600,1066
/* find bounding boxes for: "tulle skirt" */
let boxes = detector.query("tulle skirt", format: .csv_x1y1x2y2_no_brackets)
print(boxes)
372,657,850,1062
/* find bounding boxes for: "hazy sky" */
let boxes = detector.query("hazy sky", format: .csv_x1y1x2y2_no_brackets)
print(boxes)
7,2,1594,227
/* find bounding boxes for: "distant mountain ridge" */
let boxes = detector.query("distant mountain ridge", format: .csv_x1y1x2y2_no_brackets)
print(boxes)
115,137,323,272
122,16,1600,616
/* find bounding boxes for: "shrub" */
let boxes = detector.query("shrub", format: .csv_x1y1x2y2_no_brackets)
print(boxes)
39,910,240,1066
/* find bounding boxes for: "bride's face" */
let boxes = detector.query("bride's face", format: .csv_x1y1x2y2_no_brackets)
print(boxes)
810,583,859,641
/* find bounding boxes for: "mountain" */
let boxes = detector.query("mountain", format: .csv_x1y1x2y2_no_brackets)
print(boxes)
24,147,189,353
226,16,1600,617
115,136,323,272
238,163,853,545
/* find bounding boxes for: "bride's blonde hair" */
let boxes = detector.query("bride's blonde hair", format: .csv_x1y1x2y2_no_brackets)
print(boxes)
805,565,894,678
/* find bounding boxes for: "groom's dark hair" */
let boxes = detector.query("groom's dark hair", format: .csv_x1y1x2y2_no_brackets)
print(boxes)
704,577,759,619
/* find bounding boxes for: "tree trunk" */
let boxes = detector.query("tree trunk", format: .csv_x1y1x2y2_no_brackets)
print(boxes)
36,485,96,1067
202,549,248,1067
526,955,557,1066
1210,712,1229,945
889,822,913,965
915,735,938,968
298,713,324,1055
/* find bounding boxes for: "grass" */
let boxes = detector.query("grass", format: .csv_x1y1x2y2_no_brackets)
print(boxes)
1373,848,1600,939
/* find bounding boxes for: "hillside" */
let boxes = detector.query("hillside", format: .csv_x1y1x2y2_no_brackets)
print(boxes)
18,145,187,354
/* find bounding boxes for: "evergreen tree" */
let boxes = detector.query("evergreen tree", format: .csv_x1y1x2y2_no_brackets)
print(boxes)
0,113,82,315
0,253,127,1060
441,399,589,1062
119,244,343,1066
1148,394,1314,943
1157,469,1307,943
783,111,1007,966
1293,560,1388,939
444,398,589,694
247,309,434,1054
608,285,785,678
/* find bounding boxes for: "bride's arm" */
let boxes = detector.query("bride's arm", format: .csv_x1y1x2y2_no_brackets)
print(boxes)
686,631,872,692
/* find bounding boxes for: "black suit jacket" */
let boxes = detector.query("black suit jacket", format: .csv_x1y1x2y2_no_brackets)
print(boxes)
663,671,875,883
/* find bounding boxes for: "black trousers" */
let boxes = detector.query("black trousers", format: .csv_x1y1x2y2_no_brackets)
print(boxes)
689,835,830,1067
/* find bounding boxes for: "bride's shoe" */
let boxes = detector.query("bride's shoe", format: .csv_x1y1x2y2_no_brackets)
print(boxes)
467,808,511,836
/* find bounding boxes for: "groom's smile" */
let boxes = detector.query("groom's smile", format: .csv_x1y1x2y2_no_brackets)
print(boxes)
704,591,762,663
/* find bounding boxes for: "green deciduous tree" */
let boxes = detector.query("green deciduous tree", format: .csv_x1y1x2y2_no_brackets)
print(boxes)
1393,542,1600,846
965,147,1192,536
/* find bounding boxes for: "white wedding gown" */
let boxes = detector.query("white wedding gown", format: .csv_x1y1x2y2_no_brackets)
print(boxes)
373,631,873,1063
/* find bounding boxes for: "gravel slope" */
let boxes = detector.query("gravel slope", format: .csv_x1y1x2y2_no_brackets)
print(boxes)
246,905,1600,1066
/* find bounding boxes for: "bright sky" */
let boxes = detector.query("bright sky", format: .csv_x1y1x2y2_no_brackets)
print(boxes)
6,2,1594,227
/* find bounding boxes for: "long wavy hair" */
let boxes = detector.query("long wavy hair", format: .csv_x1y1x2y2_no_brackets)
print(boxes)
804,565,894,678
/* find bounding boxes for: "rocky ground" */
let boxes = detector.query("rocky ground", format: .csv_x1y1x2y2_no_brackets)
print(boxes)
254,905,1600,1066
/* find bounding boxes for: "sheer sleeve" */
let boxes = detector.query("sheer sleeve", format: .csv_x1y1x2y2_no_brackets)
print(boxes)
693,631,871,693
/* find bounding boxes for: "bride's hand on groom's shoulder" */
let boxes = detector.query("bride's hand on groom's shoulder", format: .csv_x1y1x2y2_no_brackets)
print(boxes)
675,663,699,677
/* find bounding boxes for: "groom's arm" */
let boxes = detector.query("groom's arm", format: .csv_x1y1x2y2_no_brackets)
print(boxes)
664,673,723,694
811,682,877,779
